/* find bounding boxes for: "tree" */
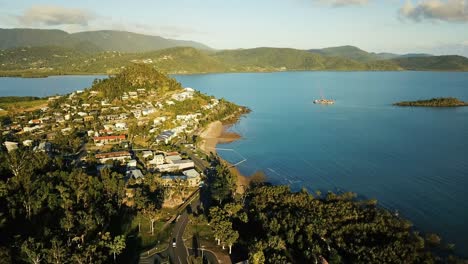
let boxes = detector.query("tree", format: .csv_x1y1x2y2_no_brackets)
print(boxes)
225,228,239,254
21,238,44,264
106,235,126,262
46,238,68,264
144,204,160,235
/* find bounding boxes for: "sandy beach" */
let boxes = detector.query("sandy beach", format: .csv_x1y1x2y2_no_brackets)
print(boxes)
199,121,250,194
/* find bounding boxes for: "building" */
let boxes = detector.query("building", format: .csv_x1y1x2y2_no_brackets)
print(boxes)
156,130,176,144
115,122,127,130
4,141,18,152
22,139,33,147
160,169,200,187
126,169,144,180
166,154,182,164
93,135,126,145
156,160,194,172
142,150,153,159
127,159,137,169
84,116,94,122
172,90,194,101
148,154,165,166
183,169,202,187
95,151,131,163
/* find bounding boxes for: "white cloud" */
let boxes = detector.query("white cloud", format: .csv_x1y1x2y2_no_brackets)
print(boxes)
18,5,96,26
399,0,468,22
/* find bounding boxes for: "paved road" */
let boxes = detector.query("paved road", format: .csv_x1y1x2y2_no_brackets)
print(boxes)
163,197,202,264
167,211,190,264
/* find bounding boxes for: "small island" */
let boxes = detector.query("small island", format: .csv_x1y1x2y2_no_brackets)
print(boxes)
394,97,468,107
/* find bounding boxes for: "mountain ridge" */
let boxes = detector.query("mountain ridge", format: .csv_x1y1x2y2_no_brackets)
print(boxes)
0,28,212,52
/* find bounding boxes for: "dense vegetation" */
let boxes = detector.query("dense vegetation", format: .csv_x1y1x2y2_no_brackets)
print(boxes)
394,97,468,107
0,96,42,103
0,28,211,52
1,28,467,75
391,55,468,71
200,155,466,264
2,43,468,76
0,148,131,263
308,45,432,62
91,63,182,99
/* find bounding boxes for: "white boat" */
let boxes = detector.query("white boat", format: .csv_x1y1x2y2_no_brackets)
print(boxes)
313,99,335,104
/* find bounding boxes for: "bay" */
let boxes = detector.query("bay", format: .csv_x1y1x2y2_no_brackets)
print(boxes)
175,71,468,256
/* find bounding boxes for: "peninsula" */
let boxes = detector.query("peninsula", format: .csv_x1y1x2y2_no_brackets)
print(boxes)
394,97,468,107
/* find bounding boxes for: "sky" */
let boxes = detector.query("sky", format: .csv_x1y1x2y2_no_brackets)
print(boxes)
0,0,467,56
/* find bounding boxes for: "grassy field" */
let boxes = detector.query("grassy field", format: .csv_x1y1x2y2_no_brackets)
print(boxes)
0,99,48,112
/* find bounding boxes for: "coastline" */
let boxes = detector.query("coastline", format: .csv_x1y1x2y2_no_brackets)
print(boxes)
199,120,250,194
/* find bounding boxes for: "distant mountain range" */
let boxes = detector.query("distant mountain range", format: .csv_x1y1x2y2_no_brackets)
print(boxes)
0,28,212,52
0,28,467,76
308,45,433,62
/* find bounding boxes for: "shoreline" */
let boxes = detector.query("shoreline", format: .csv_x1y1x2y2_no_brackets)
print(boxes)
4,69,468,79
199,120,250,194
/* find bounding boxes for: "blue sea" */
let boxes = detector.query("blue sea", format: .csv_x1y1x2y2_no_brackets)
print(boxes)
176,71,468,256
1,71,467,256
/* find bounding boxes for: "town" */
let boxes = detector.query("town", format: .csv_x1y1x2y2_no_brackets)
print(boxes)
0,65,250,263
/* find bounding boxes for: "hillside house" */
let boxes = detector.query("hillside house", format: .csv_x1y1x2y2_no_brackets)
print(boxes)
95,151,131,163
93,135,126,145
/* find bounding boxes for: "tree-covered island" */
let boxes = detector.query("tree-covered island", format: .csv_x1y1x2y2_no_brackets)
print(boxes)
394,97,468,107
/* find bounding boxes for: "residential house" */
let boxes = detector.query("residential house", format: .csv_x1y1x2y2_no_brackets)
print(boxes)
142,150,153,159
4,141,18,152
95,151,131,163
126,169,144,180
183,169,202,187
93,135,126,145
84,116,94,122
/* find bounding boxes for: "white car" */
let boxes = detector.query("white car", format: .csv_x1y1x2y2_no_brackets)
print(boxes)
172,238,176,248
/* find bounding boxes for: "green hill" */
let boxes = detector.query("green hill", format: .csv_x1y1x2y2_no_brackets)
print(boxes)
0,28,211,52
92,63,182,99
213,47,400,71
309,45,433,62
1,45,468,76
70,30,212,52
309,45,382,62
391,55,468,71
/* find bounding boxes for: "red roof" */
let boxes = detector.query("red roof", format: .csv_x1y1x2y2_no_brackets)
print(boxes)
93,135,126,141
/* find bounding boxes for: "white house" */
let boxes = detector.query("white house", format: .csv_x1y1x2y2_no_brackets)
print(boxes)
148,154,165,166
127,159,137,168
183,169,202,187
22,139,33,147
142,150,153,159
115,122,127,130
4,141,18,152
154,116,167,125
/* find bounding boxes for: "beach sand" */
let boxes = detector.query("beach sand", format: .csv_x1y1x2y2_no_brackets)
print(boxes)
199,121,250,194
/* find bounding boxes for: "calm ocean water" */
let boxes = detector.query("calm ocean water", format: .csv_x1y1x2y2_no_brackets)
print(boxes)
0,75,106,97
176,71,468,256
1,72,467,256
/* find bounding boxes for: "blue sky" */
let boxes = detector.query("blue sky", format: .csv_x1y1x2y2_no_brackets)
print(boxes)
1,0,467,56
